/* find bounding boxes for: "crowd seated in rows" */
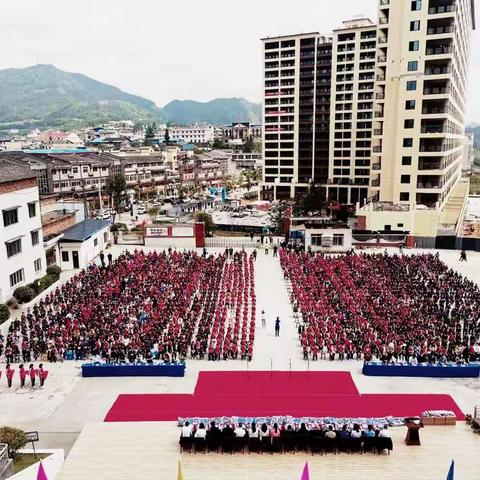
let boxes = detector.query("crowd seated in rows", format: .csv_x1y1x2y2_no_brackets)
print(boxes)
3,249,256,364
281,250,480,362
179,420,393,455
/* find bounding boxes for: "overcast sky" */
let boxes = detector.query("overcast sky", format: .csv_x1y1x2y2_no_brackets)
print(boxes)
0,0,479,121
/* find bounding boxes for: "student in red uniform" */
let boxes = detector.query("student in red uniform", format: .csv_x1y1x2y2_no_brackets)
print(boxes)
19,364,27,388
6,364,14,388
28,363,37,388
38,364,48,387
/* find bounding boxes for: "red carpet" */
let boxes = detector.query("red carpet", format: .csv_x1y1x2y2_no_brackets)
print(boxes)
104,371,463,422
194,371,359,396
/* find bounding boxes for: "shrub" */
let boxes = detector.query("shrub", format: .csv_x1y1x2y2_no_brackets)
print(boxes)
13,286,36,304
0,427,28,458
46,265,62,277
111,223,127,232
37,275,57,292
6,298,18,309
0,304,10,324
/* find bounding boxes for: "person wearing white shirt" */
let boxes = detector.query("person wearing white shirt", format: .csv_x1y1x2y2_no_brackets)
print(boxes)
194,423,207,438
378,425,391,438
248,422,259,438
181,421,193,437
234,423,246,437
351,423,362,438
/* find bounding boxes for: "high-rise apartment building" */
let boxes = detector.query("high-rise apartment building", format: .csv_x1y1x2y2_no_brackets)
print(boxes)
328,18,377,205
261,0,475,244
261,33,332,200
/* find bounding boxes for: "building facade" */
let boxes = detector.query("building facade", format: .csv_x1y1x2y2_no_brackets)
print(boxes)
261,33,333,200
0,162,46,303
170,125,215,144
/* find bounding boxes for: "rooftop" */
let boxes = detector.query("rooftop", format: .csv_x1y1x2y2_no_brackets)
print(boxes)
61,219,111,242
0,159,36,184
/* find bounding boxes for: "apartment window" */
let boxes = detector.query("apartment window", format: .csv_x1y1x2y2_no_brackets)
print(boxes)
410,21,421,31
401,175,411,184
3,208,18,227
400,192,410,201
409,41,420,51
34,258,42,272
402,156,412,165
104,232,108,242
9,268,24,287
62,251,69,262
405,100,416,110
407,61,418,72
411,0,421,11
94,238,98,247
404,119,415,129
406,80,417,91
311,235,322,246
31,230,40,246
403,138,413,147
333,234,344,246
6,238,22,258
28,202,36,218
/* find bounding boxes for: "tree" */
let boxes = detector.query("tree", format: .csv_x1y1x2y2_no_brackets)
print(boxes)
0,304,10,324
243,136,255,153
148,207,160,218
212,138,226,149
268,201,290,236
0,427,28,458
144,123,156,145
295,185,327,216
195,211,215,236
106,174,127,210
164,128,170,144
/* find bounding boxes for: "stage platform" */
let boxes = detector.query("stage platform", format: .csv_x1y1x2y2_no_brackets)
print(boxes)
56,421,480,480
104,371,463,422
363,362,480,378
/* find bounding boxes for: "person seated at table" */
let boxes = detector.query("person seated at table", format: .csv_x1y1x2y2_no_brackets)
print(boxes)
195,422,207,438
351,423,362,438
338,424,350,439
163,352,171,363
222,423,235,438
259,423,270,440
234,422,246,437
409,355,418,365
324,425,336,439
181,421,193,437
378,424,391,438
364,425,376,438
270,423,281,438
248,422,259,438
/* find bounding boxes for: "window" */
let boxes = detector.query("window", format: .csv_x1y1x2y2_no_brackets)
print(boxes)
403,138,413,147
411,0,421,10
9,268,24,287
410,21,421,31
34,258,42,272
401,175,411,184
103,232,108,242
62,251,69,262
94,238,98,247
400,192,410,201
402,156,412,165
409,41,420,51
405,100,416,110
3,208,18,227
406,80,417,91
310,235,322,246
397,223,404,228
28,202,36,218
6,238,22,258
404,119,415,129
31,230,39,246
333,234,344,246
407,61,418,71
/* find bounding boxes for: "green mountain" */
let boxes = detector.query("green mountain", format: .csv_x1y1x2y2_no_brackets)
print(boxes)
163,98,262,125
0,64,165,131
0,65,262,132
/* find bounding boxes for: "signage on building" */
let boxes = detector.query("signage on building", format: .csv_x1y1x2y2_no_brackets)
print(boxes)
172,227,194,237
148,227,168,237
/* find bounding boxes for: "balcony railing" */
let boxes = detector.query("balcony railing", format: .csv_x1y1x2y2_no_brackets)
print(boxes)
376,74,386,81
380,0,389,5
427,25,454,35
421,125,446,133
372,146,382,153
374,129,383,135
417,182,443,189
372,163,381,170
419,162,443,170
378,37,388,45
425,66,452,75
426,46,453,55
371,178,381,187
423,87,449,95
377,55,387,62
376,93,385,99
422,107,446,114
379,17,389,24
428,5,455,14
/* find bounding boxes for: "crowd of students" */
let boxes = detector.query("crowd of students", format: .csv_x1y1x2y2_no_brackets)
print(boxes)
3,363,47,389
2,249,256,364
281,250,480,362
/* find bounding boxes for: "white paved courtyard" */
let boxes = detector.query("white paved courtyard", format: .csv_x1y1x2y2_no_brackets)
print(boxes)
0,245,479,459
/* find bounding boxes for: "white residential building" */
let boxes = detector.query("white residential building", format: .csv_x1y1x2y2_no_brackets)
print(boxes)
0,161,46,303
170,125,215,144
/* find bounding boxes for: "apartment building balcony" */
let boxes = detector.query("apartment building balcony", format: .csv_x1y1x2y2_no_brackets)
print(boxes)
371,163,381,171
418,159,445,172
423,86,450,96
422,99,448,116
420,122,447,134
372,145,382,153
377,55,387,63
417,176,444,190
419,138,446,153
375,92,385,100
377,36,388,46
427,24,454,36
380,0,389,5
371,178,381,187
428,3,455,16
426,43,453,57
379,14,389,25
424,64,452,76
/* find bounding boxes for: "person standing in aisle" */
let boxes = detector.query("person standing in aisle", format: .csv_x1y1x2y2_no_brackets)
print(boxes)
261,310,266,329
6,364,14,388
275,317,280,337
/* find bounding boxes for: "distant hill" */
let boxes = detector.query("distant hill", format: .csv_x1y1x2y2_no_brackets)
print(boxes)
163,98,262,125
0,65,261,132
466,124,480,147
0,64,165,131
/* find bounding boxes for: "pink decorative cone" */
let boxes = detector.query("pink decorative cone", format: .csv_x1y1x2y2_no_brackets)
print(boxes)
37,461,48,480
300,462,310,480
